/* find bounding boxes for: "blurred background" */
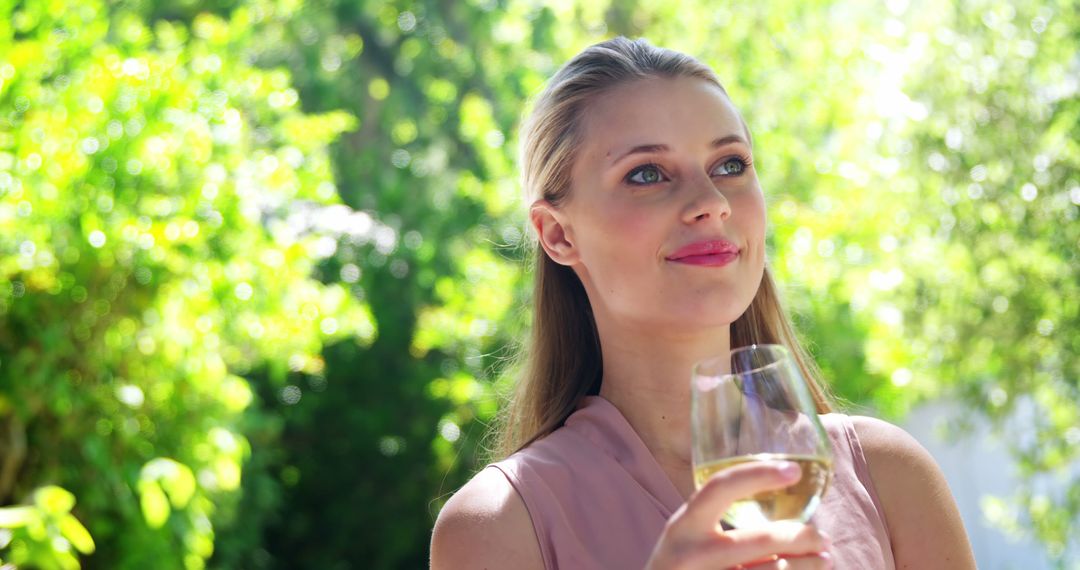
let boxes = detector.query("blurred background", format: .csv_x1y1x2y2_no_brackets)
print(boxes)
0,0,1076,568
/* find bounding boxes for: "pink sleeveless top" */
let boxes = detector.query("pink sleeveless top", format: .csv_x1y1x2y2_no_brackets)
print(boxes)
489,396,895,569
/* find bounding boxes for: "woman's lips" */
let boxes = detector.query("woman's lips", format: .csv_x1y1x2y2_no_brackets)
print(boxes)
669,252,739,266
665,240,740,267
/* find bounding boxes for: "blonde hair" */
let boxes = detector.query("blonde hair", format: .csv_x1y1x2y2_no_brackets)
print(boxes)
493,37,833,459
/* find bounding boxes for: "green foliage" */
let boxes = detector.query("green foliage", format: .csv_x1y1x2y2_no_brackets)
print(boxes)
201,1,540,566
0,486,95,570
0,0,371,567
1,0,1077,567
885,0,1080,559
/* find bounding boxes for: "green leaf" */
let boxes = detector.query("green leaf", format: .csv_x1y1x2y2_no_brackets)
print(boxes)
138,480,170,529
59,513,95,554
0,506,35,528
141,457,197,509
32,486,75,515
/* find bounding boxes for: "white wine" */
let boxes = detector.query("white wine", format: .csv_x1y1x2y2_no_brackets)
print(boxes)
693,454,832,528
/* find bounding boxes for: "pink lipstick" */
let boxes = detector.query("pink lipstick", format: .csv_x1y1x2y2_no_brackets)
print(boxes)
665,240,740,267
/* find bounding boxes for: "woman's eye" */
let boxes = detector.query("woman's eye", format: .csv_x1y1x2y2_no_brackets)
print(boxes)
713,157,748,176
626,164,666,185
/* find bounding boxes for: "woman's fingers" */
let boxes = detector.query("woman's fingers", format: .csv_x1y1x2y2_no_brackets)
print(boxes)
718,522,830,562
675,460,802,533
680,521,830,569
647,461,832,570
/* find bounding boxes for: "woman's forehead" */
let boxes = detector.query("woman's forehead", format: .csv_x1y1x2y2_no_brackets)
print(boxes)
578,76,749,162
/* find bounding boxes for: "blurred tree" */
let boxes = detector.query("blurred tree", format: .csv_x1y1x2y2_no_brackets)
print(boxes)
1,0,1076,567
0,0,372,567
204,1,551,567
873,0,1079,560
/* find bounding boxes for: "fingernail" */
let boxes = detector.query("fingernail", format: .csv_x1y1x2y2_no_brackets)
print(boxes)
775,461,800,478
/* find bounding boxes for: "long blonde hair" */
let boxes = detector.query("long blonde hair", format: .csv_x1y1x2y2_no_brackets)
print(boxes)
493,37,833,459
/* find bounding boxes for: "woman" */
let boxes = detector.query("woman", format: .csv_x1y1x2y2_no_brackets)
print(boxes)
431,37,975,569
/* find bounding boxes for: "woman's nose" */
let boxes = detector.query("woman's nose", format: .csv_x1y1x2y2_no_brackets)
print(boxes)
681,174,732,223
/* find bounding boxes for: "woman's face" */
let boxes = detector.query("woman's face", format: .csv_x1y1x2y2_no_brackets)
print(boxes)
533,75,767,333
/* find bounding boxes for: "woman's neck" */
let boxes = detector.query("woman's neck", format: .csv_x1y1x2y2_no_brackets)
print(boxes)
596,320,731,498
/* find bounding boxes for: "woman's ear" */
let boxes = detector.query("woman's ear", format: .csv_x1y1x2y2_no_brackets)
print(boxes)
530,200,579,266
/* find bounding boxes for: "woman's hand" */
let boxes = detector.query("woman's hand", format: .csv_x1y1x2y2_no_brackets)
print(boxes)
645,461,832,570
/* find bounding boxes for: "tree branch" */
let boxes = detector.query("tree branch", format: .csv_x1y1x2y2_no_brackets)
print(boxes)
0,414,27,505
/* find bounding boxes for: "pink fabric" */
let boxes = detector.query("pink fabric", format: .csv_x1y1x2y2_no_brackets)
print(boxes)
489,396,895,569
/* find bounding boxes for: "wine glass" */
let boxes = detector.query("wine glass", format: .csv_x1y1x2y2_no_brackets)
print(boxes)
690,344,833,529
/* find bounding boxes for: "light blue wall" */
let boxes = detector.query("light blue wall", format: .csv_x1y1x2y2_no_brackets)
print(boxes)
902,400,1055,570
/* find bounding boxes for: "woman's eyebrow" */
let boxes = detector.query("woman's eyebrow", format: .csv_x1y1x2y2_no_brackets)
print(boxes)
606,134,749,169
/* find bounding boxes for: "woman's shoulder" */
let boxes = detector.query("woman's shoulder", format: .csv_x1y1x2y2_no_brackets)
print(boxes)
847,415,977,569
838,414,929,469
847,415,951,487
846,414,947,503
819,412,933,467
430,466,544,569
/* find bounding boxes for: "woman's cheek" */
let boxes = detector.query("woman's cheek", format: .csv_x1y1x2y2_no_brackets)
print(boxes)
600,207,655,250
735,189,767,234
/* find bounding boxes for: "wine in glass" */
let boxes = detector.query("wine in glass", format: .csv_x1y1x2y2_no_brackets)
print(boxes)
690,344,833,528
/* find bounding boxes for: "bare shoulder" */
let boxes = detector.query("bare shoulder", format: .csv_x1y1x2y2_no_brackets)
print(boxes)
850,415,951,513
850,415,931,465
850,416,976,570
430,466,544,570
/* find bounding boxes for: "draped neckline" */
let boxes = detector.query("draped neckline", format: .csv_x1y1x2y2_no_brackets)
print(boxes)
562,395,687,517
